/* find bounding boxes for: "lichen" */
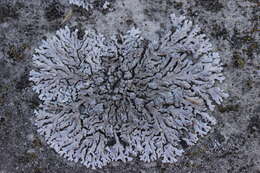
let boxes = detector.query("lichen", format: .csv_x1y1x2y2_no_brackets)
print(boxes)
69,0,96,10
69,0,111,10
30,14,228,169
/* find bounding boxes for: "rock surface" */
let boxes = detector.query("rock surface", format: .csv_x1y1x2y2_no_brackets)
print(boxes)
0,0,259,172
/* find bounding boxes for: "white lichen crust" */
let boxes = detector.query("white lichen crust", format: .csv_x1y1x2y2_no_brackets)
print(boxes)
69,0,94,10
69,0,111,10
30,14,228,169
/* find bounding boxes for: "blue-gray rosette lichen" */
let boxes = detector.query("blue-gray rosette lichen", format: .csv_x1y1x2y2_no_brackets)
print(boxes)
30,14,228,169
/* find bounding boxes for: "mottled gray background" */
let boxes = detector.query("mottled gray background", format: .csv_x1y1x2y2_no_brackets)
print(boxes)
0,0,259,172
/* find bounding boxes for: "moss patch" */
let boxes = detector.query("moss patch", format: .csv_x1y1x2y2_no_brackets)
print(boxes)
7,44,28,61
233,52,245,68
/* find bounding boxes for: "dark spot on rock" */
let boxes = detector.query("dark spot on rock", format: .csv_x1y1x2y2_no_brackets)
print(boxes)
92,0,105,9
78,103,87,114
179,139,189,149
233,52,245,68
107,137,116,146
126,19,134,26
32,137,43,148
173,2,183,10
77,28,85,40
0,3,19,23
29,94,41,109
218,104,239,113
211,23,228,39
16,73,30,90
0,117,5,123
248,115,260,134
72,6,92,18
7,44,27,61
195,0,223,13
45,2,65,21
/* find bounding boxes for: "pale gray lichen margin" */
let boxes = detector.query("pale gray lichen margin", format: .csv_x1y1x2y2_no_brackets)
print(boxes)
29,14,228,169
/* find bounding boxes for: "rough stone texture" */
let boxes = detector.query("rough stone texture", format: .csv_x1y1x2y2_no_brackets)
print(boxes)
0,0,259,172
